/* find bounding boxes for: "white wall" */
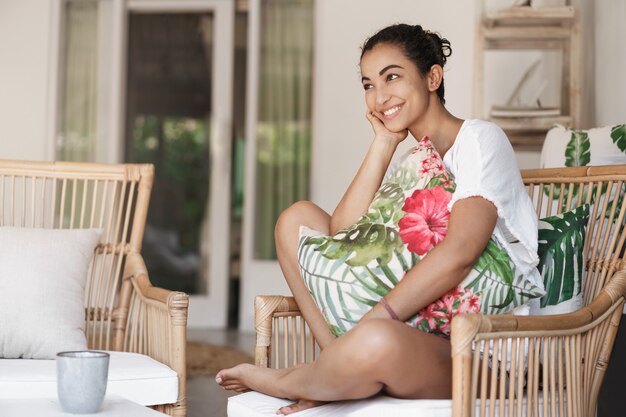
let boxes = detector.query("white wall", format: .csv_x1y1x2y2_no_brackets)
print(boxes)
594,0,626,126
311,0,479,213
0,0,54,160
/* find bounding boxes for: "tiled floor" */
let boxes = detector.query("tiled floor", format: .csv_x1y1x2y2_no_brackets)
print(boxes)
186,329,256,417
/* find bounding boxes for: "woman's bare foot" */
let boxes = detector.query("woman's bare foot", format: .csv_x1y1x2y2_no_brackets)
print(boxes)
216,364,326,414
277,399,327,415
216,363,298,394
215,363,256,392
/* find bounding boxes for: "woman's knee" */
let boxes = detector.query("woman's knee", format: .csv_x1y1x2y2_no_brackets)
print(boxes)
275,201,312,236
342,320,402,365
274,200,328,239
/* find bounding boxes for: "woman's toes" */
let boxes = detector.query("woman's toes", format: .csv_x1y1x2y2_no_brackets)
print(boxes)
216,365,242,384
277,400,326,415
215,364,256,392
215,371,225,385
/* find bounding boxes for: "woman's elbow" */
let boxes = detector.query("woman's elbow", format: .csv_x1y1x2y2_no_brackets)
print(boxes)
439,240,484,273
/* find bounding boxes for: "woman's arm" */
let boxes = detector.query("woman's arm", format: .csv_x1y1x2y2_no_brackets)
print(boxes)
330,112,407,234
362,196,498,321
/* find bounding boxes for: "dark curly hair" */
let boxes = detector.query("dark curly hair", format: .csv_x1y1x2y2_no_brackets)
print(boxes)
360,24,452,104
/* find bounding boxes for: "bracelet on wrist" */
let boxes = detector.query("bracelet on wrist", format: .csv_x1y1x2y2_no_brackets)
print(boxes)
378,297,400,321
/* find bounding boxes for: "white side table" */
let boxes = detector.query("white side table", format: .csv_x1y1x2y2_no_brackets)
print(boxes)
0,396,166,416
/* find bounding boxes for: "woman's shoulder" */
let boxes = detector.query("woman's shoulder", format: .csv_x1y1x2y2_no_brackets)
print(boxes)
461,119,507,142
457,119,513,154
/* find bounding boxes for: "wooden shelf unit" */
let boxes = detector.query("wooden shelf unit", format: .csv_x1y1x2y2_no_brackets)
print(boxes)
475,5,581,147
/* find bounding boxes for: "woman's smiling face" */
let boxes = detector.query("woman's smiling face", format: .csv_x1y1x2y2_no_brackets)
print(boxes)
360,43,431,133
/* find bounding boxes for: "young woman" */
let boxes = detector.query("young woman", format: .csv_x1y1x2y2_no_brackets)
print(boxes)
216,23,542,415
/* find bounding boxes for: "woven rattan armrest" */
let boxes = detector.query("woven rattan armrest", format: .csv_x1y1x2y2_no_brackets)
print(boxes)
121,251,189,416
451,270,626,339
255,295,302,367
449,270,626,417
123,252,188,304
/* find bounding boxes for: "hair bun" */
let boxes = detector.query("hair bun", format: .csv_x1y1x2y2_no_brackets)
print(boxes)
425,31,452,66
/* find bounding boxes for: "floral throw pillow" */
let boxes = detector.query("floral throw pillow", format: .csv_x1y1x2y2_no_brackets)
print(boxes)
531,205,590,315
298,137,545,338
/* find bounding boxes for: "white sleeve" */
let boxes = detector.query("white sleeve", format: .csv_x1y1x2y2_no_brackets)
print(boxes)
448,123,520,214
448,122,541,278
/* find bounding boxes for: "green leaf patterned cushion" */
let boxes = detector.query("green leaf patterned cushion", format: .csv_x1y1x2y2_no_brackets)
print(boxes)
539,123,620,312
298,137,545,338
533,205,590,315
541,124,626,169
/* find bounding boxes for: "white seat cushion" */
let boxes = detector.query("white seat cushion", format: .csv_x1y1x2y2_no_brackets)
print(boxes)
228,392,454,417
0,351,178,406
228,391,545,417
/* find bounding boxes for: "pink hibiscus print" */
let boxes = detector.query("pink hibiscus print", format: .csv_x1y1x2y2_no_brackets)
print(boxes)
420,154,445,177
413,136,434,153
398,186,451,255
413,286,481,336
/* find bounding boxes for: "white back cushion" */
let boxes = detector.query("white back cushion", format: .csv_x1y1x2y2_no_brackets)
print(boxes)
0,227,101,359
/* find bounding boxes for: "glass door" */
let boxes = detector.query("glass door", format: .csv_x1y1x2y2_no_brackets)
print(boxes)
120,0,234,328
53,0,234,327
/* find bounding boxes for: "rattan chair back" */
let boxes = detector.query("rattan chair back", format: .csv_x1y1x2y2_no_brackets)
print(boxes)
0,160,153,351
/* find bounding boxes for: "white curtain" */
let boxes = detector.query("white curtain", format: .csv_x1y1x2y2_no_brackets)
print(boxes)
254,0,314,259
58,0,100,162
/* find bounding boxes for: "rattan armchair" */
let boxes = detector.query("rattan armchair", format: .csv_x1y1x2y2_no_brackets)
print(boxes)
0,160,188,417
253,164,626,417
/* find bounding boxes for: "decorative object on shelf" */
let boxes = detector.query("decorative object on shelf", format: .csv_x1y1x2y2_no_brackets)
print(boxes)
484,0,529,16
475,4,580,146
491,106,560,118
490,58,560,118
531,0,567,8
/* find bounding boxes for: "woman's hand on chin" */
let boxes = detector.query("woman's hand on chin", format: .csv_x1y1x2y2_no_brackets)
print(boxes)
366,111,408,146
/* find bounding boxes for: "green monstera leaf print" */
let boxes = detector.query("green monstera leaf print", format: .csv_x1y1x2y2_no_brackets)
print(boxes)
611,124,626,153
543,128,589,210
547,125,626,214
565,129,591,167
363,183,406,224
298,235,411,337
463,241,544,314
541,128,582,209
537,205,589,308
467,241,514,307
312,222,405,267
386,160,422,190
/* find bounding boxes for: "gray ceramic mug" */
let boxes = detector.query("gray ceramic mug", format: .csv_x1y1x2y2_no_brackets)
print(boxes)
56,351,110,414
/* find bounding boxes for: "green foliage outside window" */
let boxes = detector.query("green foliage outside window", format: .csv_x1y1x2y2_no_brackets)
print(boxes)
132,115,209,253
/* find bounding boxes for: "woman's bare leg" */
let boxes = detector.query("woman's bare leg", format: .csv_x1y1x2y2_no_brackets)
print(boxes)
217,319,452,412
245,201,337,413
274,201,336,348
